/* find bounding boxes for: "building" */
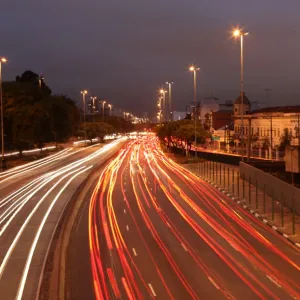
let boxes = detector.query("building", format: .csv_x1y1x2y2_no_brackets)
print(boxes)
233,93,300,148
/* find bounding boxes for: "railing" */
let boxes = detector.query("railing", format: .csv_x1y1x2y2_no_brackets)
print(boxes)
185,161,299,237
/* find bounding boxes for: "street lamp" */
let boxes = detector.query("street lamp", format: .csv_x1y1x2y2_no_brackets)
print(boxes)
99,100,106,122
189,65,200,158
233,28,249,161
159,89,167,122
0,57,7,171
80,90,88,143
91,96,97,122
108,104,113,116
166,81,174,121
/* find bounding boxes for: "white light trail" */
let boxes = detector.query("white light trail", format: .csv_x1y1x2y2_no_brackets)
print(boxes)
15,165,92,300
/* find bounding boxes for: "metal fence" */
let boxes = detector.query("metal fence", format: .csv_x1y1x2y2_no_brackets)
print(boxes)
186,161,298,236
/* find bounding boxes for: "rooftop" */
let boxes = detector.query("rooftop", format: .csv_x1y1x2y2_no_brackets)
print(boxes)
252,106,300,114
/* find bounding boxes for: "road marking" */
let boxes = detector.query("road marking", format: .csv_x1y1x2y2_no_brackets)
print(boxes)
126,225,129,231
132,248,137,256
296,243,300,248
255,213,259,218
208,277,220,290
148,283,157,297
272,226,278,231
181,243,188,251
166,222,171,228
263,219,268,224
243,205,247,209
266,275,281,288
124,209,127,214
250,209,254,214
283,234,289,239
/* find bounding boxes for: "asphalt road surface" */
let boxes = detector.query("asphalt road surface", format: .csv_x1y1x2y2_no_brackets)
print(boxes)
0,139,126,300
67,137,300,300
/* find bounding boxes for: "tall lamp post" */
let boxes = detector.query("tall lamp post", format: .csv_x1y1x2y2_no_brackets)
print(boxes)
99,100,106,122
159,89,167,122
189,65,200,158
108,104,113,116
233,28,249,161
81,90,88,143
157,97,162,125
166,81,174,121
91,96,97,122
0,57,7,171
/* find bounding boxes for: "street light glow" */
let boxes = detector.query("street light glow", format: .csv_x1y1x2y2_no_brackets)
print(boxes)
0,58,7,63
189,65,200,72
81,90,88,94
233,28,249,37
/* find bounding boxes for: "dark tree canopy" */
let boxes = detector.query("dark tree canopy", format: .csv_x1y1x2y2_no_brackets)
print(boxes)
1,70,79,154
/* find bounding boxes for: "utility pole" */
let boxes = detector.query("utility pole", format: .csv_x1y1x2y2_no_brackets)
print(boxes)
264,88,271,106
247,117,252,161
0,58,7,171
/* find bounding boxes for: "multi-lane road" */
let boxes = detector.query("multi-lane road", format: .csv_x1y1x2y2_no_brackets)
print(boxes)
68,138,300,299
0,139,125,300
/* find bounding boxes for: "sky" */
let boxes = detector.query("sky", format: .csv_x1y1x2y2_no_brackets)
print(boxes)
1,0,300,116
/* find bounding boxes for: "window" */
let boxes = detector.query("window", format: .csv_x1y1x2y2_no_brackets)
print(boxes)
235,108,238,113
257,127,259,135
251,127,254,135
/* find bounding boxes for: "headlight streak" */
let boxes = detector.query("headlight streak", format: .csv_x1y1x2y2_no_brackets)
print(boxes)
0,148,71,182
149,159,278,298
0,139,125,298
134,147,235,299
0,140,108,184
145,141,300,299
89,143,166,299
129,146,200,300
16,165,92,300
0,164,88,278
88,138,299,300
161,153,300,276
0,148,70,176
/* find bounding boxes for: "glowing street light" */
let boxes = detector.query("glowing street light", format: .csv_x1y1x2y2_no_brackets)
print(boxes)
99,100,106,122
108,104,113,116
232,27,249,161
80,90,88,143
90,96,97,122
0,57,7,171
166,81,174,121
189,65,200,158
159,89,167,122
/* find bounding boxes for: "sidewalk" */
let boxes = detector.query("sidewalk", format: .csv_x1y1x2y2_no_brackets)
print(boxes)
185,161,300,245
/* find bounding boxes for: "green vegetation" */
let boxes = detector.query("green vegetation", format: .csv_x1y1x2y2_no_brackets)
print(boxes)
80,122,115,143
2,70,80,154
155,119,210,153
1,70,131,155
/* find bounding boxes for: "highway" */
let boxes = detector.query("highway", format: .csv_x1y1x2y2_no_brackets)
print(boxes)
67,137,300,300
0,139,125,300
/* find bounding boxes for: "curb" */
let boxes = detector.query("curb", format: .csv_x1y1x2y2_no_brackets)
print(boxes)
197,174,300,250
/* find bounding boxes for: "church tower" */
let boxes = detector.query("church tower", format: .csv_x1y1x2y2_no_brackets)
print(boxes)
233,92,251,116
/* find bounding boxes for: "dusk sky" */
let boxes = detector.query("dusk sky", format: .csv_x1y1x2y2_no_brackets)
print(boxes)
1,1,300,116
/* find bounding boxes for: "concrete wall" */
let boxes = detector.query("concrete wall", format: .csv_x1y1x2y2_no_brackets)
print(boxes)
239,162,300,215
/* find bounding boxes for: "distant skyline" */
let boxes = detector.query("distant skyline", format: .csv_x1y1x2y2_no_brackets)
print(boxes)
1,1,300,116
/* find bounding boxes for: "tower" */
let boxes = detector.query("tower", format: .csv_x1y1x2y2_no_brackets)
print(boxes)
233,92,251,116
